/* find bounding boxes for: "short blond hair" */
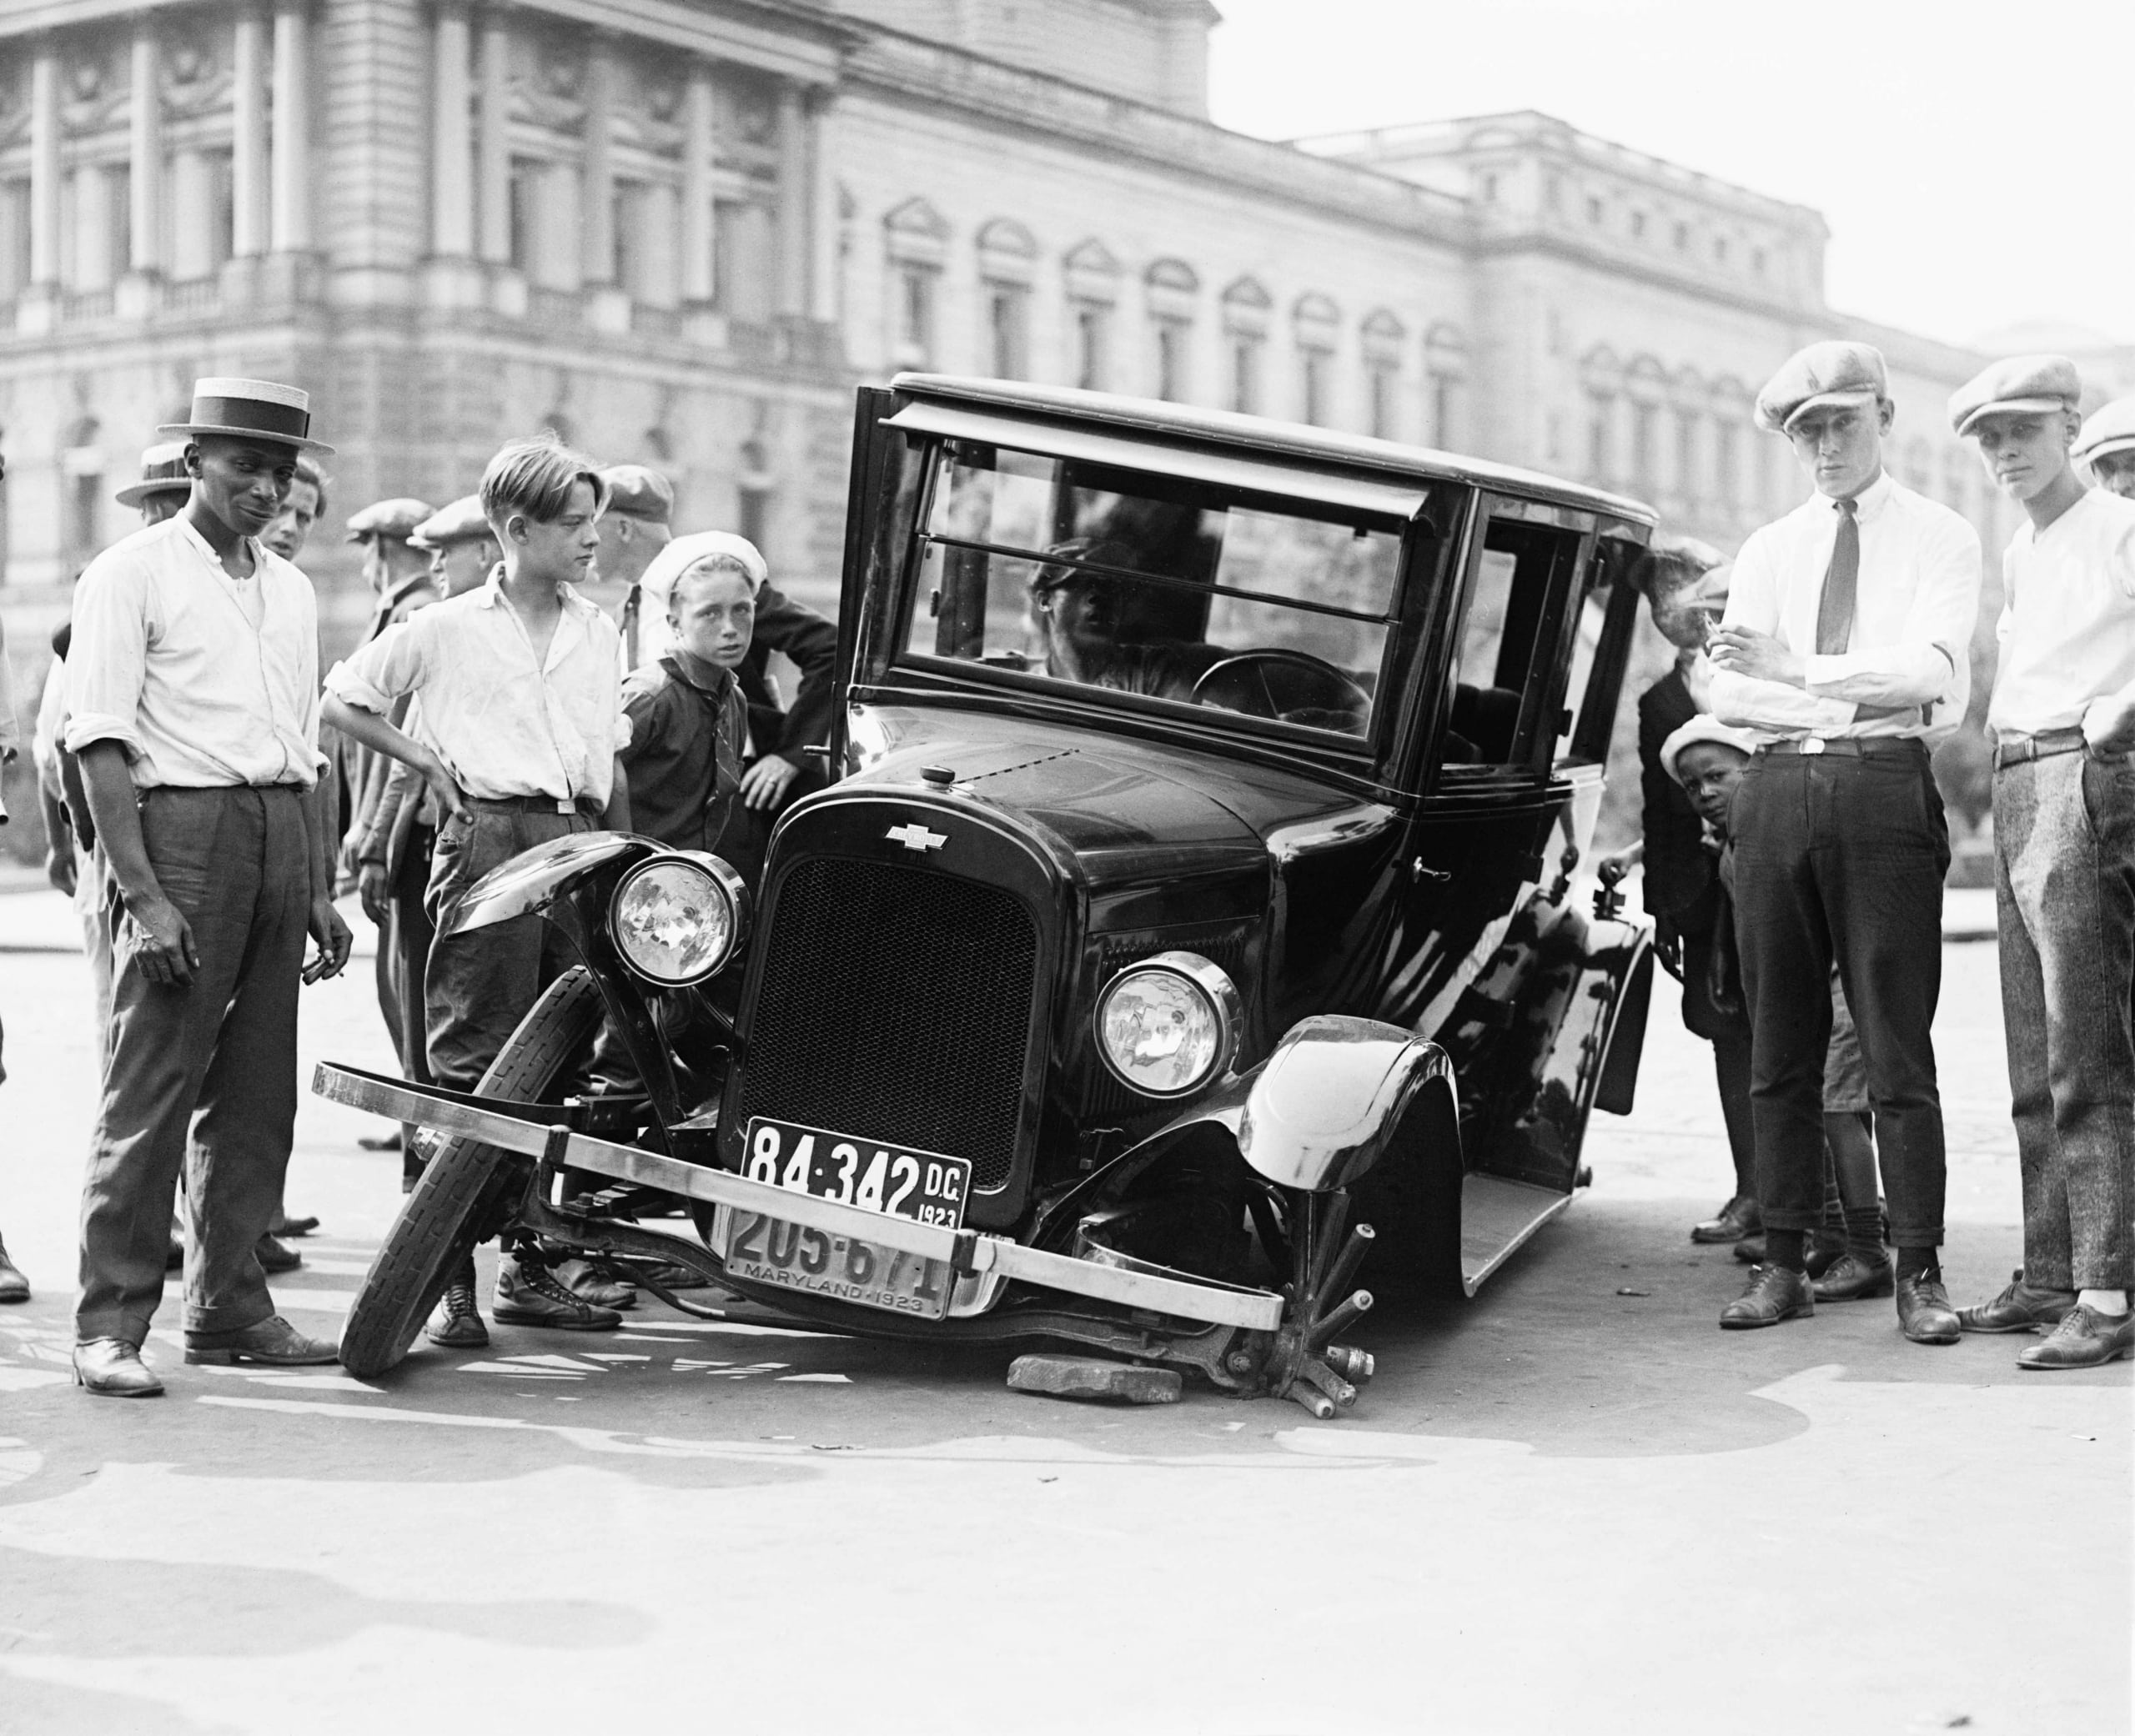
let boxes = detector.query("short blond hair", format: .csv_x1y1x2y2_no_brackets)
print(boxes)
480,434,609,536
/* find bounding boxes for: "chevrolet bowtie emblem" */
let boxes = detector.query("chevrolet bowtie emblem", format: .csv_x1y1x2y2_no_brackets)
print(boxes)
885,823,947,852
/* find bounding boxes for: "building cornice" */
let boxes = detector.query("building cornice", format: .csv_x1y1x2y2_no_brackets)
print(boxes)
1470,229,1820,325
841,24,1474,253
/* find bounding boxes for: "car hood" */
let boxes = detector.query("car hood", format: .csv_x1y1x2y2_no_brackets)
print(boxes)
847,709,1350,889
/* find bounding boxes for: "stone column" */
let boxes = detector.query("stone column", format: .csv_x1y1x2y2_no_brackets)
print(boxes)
680,59,715,304
430,0,474,255
169,150,214,279
128,21,163,274
270,0,312,250
580,37,615,284
476,6,512,263
28,43,62,285
75,166,114,288
772,80,806,317
232,6,269,257
806,88,837,324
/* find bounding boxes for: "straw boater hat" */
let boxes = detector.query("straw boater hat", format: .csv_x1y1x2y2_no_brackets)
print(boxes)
113,441,193,509
158,376,334,455
2073,395,2135,475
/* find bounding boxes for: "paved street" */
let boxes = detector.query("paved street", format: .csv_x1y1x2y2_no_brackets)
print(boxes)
0,888,2126,1736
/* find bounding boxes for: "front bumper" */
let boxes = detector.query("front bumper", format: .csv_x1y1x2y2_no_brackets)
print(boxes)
314,1063,1283,1334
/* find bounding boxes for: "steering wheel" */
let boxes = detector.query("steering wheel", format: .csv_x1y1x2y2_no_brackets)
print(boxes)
1191,650,1371,732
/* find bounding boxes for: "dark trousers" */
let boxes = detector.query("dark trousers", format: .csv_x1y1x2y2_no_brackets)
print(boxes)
1680,931,1757,1199
77,785,309,1344
1730,745,1949,1247
386,825,437,1180
423,803,595,1094
1994,750,2135,1289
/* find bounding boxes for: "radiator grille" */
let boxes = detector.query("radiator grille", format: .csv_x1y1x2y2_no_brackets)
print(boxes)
737,855,1039,1193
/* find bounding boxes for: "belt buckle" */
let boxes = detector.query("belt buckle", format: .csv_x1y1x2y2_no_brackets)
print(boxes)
1800,736,1826,756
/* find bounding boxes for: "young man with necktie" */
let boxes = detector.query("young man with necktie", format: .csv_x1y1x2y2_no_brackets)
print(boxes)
1707,340,1983,1342
1949,355,2135,1368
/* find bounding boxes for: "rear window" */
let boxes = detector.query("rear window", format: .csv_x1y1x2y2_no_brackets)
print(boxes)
900,442,1415,740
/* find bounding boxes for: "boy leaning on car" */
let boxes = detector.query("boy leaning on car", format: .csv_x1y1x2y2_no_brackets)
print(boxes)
1948,355,2135,1368
321,434,635,1345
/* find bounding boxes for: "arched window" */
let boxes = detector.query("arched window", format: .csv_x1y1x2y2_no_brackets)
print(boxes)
1293,293,1339,427
1064,239,1122,391
975,218,1036,380
1361,309,1406,440
1426,323,1469,449
1220,276,1271,414
884,197,951,369
1145,259,1199,401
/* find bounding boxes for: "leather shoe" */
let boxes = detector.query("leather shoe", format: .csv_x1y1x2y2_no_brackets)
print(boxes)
1804,1234,1846,1281
0,1238,29,1304
1732,1233,1767,1265
553,1257,636,1311
493,1255,621,1331
1811,1252,1893,1302
1895,1272,1961,1345
2017,1303,2135,1370
254,1233,302,1274
1690,1196,1761,1244
73,1337,163,1397
1958,1269,2077,1334
271,1211,319,1238
184,1315,339,1366
1721,1263,1814,1329
426,1277,490,1348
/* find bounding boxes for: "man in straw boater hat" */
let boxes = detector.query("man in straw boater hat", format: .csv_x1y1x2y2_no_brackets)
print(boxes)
1706,339,1982,1343
114,440,194,527
1947,356,2135,1367
63,377,354,1396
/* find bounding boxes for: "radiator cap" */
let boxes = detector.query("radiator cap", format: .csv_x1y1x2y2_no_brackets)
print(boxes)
919,765,957,789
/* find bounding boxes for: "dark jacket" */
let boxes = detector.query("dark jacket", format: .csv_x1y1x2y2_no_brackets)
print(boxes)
1636,665,1719,942
736,581,837,775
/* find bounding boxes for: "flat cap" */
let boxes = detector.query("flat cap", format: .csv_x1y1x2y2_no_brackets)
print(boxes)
1754,341,1888,434
2074,394,2135,469
114,440,193,509
409,494,494,549
599,464,675,522
1948,354,2082,438
345,497,435,543
1660,716,1763,786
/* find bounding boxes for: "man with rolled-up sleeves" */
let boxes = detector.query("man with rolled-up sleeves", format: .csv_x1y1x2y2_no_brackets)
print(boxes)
1708,340,1982,1343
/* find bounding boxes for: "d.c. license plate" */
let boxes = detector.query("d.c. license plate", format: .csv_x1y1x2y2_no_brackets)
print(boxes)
726,1118,973,1319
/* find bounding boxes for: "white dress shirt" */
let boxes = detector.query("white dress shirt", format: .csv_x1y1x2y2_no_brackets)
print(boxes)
1987,488,2135,739
64,515,324,789
325,569,627,808
1711,471,1982,745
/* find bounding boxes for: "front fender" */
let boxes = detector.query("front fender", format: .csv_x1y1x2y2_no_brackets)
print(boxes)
1235,1015,1456,1192
440,831,658,939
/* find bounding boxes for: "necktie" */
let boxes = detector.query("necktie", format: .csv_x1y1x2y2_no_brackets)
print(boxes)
1815,498,1859,655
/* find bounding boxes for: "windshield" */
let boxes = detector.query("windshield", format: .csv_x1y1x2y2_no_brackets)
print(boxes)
897,441,1415,740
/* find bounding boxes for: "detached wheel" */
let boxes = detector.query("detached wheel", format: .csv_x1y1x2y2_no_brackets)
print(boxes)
339,968,605,1377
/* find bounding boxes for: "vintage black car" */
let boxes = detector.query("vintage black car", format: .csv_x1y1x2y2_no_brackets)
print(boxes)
319,375,1660,1417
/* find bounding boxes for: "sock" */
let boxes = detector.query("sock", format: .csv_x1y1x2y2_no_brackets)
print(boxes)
1897,1247,1938,1282
1841,1205,1884,1263
2076,1288,2130,1317
1765,1228,1806,1273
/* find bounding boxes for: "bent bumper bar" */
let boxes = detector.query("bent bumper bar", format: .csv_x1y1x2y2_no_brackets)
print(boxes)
314,1063,1283,1333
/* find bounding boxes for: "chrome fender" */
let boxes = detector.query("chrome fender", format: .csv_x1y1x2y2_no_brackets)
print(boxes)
439,830,657,939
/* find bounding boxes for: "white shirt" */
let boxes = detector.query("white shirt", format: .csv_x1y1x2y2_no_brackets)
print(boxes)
1711,471,1982,745
64,515,324,789
325,569,627,808
1987,488,2135,739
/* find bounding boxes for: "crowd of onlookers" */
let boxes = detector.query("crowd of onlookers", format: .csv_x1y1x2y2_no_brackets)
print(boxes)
1604,345,2135,1367
0,343,2130,1393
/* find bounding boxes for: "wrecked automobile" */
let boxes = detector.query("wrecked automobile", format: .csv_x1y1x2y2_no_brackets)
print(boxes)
318,375,1659,1416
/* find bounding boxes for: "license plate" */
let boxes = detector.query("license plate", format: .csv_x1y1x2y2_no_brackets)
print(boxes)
726,1118,974,1320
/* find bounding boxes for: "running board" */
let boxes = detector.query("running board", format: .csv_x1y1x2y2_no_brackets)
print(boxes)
1459,1173,1573,1297
313,1062,1283,1334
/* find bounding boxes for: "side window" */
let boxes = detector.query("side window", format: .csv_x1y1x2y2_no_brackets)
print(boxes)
1441,514,1583,771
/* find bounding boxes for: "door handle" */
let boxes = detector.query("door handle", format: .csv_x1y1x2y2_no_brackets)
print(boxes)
1409,858,1450,884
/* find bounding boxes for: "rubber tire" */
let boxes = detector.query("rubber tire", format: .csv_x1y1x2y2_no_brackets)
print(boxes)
339,967,606,1377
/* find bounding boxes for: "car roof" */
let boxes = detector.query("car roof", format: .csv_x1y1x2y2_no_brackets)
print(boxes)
892,373,1659,529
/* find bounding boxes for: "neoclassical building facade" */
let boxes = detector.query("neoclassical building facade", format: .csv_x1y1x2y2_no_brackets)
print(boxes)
0,0,2030,647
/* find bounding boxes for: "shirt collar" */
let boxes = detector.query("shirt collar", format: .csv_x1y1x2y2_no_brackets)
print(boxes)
477,566,600,617
661,649,736,699
174,511,265,575
1826,469,1896,524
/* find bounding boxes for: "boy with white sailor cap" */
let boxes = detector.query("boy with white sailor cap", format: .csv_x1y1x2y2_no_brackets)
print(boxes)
1707,339,1983,1342
1949,354,2135,1367
63,377,354,1394
2073,395,2135,500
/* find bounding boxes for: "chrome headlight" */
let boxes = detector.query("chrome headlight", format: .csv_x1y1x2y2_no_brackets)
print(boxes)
608,853,749,986
1094,951,1243,1099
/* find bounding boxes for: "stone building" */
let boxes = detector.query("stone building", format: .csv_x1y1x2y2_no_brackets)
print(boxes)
0,0,2042,706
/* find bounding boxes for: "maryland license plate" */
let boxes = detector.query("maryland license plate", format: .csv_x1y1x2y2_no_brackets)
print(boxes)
726,1118,973,1319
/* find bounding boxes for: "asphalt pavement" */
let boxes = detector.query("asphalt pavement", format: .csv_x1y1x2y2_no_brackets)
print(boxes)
0,886,2126,1736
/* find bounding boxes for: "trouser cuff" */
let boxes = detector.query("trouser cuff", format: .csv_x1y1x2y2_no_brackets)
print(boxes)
1886,1225,1946,1252
183,1302,276,1336
1759,1207,1821,1232
73,1309,154,1350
